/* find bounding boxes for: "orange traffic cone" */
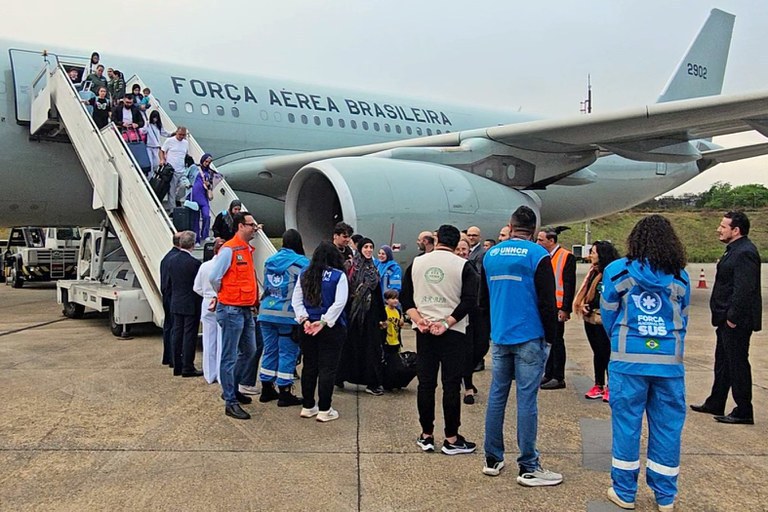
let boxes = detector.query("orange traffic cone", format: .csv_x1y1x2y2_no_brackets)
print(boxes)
697,268,708,289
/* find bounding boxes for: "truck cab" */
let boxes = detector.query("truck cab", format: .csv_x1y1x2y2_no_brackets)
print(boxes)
1,226,79,287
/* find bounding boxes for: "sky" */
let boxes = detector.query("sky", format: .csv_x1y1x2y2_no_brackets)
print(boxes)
5,0,767,195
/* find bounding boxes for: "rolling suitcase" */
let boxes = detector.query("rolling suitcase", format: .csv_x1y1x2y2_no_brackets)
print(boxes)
383,350,418,390
122,127,151,175
150,164,174,201
172,206,194,232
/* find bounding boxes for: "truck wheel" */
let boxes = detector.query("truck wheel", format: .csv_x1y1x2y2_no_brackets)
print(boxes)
10,266,23,288
109,302,130,337
63,301,85,319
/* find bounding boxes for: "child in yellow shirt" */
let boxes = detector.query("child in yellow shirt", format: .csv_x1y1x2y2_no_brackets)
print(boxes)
380,289,404,352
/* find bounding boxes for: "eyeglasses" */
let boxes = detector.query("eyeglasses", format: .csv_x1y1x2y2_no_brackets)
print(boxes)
467,233,479,237
244,222,258,227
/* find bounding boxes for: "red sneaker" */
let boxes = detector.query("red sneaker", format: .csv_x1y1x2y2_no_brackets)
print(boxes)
585,385,604,400
602,387,610,403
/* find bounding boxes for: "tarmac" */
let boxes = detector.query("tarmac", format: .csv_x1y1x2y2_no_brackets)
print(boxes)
0,262,765,511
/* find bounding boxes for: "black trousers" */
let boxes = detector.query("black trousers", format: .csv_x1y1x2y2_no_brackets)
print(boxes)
705,324,754,418
172,313,199,374
416,329,466,438
300,325,345,411
584,322,611,386
162,300,173,365
544,321,567,381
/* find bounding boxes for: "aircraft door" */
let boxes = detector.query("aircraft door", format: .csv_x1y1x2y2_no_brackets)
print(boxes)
656,163,668,175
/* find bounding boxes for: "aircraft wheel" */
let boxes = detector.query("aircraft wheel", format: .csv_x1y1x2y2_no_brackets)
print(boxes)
10,266,23,288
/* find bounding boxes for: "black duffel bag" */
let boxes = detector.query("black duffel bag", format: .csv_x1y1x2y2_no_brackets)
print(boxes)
383,350,418,390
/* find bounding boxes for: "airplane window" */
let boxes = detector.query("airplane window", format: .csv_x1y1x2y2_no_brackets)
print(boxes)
362,121,369,131
301,114,308,124
216,105,225,116
288,113,295,123
339,119,346,128
351,120,357,129
231,107,240,118
327,117,333,127
168,100,177,111
436,129,442,134
384,124,391,133
406,126,413,135
274,112,282,122
395,125,402,134
416,127,423,135
426,128,432,135
314,116,321,126
201,104,210,115
373,122,380,132
185,102,194,113
260,110,269,121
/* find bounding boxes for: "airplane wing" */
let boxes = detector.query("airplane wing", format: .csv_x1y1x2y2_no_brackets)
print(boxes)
225,90,768,191
699,142,768,164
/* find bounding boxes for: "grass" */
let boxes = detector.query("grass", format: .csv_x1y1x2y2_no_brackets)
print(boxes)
557,209,768,263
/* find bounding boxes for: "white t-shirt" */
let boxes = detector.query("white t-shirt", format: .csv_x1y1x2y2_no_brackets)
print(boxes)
121,107,133,126
161,137,189,172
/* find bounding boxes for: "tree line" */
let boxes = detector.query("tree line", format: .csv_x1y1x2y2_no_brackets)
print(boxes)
635,183,768,211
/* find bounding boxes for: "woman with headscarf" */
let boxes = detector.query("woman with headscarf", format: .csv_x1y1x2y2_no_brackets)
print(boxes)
375,245,402,296
191,153,214,245
337,237,387,395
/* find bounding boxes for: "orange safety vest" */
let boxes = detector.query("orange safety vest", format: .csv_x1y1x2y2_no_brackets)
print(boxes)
550,246,572,309
218,237,258,307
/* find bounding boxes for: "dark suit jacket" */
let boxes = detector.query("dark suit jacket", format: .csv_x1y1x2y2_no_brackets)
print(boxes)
111,104,145,128
468,244,486,270
168,250,203,316
710,236,762,331
160,247,180,306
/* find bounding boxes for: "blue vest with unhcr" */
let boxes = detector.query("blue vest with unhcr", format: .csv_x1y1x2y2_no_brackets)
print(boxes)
258,249,310,325
304,268,347,327
483,238,549,345
600,258,690,378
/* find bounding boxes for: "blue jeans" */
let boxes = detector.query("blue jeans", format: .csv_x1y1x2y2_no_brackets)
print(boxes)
216,304,257,406
240,319,264,387
484,338,549,471
259,321,300,387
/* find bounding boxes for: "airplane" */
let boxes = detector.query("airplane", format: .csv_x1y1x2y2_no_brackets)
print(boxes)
1,8,767,262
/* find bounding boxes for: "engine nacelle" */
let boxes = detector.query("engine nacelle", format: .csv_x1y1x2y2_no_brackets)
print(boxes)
285,157,540,262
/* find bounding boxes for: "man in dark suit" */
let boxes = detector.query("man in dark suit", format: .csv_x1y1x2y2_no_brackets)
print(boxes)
160,232,182,367
466,226,486,270
169,231,203,377
692,211,762,424
537,227,576,390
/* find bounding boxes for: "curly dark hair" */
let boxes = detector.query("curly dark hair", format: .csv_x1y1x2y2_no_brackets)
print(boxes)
592,240,620,273
301,241,345,307
625,215,687,275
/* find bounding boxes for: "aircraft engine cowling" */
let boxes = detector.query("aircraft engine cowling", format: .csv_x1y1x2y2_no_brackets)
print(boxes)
285,157,541,262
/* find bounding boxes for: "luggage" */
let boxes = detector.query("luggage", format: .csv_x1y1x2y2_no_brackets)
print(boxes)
383,350,418,390
126,140,151,175
150,163,174,201
121,126,146,143
172,206,194,232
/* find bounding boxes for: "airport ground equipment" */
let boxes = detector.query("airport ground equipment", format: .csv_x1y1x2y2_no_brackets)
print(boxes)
57,227,153,337
1,227,79,288
23,55,275,330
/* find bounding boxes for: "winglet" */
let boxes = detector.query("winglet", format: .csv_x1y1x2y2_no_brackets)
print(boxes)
656,8,735,103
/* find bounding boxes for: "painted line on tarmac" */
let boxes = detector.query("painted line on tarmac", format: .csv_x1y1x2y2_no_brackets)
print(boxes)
0,318,68,338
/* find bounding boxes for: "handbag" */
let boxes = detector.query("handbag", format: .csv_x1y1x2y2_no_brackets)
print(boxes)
201,169,214,201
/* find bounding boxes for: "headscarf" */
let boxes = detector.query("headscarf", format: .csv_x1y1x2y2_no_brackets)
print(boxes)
200,153,213,168
379,245,394,262
349,237,380,326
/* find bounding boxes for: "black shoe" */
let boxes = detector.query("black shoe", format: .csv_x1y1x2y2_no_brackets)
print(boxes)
181,369,204,377
225,404,251,420
463,393,475,405
540,379,566,390
259,383,279,403
473,360,485,372
690,403,724,416
365,386,384,396
221,392,252,404
714,414,754,425
277,386,303,407
441,434,477,455
173,369,182,376
416,434,435,452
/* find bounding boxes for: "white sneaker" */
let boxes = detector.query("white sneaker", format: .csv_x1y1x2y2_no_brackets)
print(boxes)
606,487,635,509
657,503,674,512
316,408,339,422
516,466,563,487
300,406,319,418
238,384,260,395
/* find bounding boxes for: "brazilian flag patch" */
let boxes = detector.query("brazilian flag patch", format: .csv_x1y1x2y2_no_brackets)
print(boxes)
645,339,659,350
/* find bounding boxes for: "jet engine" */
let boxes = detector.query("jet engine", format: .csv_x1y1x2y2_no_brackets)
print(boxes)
285,157,540,261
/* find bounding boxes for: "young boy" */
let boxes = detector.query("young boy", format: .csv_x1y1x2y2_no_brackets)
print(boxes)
380,289,404,352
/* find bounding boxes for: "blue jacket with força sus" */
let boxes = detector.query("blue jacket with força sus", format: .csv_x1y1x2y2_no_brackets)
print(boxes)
600,258,690,378
257,248,310,325
375,259,402,295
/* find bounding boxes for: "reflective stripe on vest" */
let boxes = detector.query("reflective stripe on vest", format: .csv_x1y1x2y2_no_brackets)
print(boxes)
218,238,257,306
611,273,683,365
550,247,571,309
